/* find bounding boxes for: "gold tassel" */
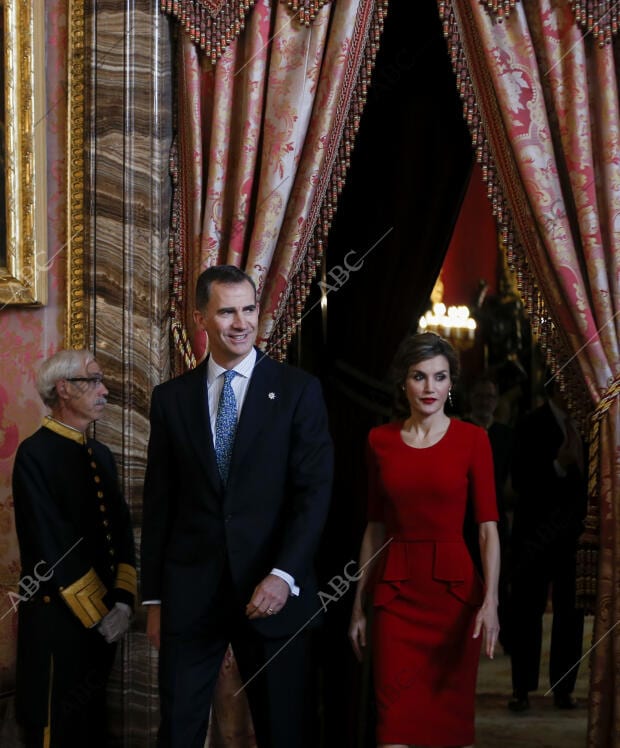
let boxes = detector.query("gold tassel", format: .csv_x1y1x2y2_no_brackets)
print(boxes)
479,0,519,23
284,0,330,28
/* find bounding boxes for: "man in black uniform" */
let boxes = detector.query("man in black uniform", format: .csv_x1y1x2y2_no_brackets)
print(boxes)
11,349,137,747
507,379,586,712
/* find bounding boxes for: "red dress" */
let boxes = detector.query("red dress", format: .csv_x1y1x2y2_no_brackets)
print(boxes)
367,419,498,746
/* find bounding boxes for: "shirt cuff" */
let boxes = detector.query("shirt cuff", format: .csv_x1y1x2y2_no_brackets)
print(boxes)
142,600,161,605
271,568,300,597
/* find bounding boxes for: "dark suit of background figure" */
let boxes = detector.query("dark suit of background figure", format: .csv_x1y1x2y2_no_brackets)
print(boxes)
508,398,587,704
141,349,334,748
12,418,136,748
462,419,513,572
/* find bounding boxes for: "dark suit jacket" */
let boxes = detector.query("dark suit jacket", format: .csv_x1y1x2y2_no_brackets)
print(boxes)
510,402,587,558
140,349,334,638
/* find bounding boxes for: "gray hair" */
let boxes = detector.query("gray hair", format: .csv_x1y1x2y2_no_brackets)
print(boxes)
36,349,96,408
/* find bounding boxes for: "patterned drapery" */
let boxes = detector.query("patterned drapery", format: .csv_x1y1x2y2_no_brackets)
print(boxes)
166,0,387,370
440,1,620,743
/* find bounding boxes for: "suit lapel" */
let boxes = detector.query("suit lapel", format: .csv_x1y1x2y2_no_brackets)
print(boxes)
176,360,222,494
229,350,278,480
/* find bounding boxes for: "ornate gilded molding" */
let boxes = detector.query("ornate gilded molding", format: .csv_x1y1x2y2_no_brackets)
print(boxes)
66,0,87,348
0,0,47,307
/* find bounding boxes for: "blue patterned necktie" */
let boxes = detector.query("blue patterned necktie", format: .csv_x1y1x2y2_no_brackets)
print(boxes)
215,370,238,483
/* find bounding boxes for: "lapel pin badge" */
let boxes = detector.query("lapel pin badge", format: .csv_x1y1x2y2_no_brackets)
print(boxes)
268,392,276,400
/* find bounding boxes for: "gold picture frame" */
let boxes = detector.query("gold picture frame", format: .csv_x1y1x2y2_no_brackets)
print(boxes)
0,0,47,307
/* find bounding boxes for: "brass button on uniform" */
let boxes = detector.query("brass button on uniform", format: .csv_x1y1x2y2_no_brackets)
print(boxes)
43,595,51,604
103,520,109,528
106,534,112,541
90,461,97,469
93,475,101,483
109,549,115,556
99,504,106,513
97,491,104,499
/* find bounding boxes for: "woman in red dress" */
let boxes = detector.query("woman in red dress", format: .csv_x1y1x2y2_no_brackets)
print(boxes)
349,332,500,748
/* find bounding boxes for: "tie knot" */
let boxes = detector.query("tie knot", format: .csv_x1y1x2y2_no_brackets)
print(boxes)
223,369,237,384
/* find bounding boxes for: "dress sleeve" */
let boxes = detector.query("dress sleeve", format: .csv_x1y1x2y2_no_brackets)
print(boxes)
366,431,386,522
469,427,499,524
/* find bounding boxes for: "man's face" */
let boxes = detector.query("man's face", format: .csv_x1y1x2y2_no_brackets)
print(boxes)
470,381,498,419
57,359,109,429
194,280,259,368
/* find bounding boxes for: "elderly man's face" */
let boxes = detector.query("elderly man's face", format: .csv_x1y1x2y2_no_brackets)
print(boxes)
58,359,109,428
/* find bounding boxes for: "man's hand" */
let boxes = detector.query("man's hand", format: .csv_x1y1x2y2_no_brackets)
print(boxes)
97,602,132,643
146,604,161,650
245,574,289,619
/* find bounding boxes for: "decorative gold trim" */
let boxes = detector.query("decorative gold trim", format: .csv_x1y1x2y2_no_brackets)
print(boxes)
115,563,138,598
66,0,87,347
0,0,48,307
42,415,87,445
60,567,109,627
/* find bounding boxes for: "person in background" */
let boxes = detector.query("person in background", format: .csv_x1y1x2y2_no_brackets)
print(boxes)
462,373,514,652
507,377,587,712
348,332,500,748
11,349,136,747
141,265,334,748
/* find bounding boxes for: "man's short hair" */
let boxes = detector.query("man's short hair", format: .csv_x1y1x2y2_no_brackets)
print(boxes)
36,349,96,408
195,265,257,311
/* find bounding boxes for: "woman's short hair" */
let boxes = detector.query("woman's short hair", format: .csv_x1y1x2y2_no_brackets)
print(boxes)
391,332,460,418
36,349,95,408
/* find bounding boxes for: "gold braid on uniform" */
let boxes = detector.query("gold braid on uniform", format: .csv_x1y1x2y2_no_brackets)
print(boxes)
60,568,109,627
115,563,137,598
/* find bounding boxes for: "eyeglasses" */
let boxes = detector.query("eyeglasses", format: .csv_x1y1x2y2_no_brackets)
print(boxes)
65,375,105,386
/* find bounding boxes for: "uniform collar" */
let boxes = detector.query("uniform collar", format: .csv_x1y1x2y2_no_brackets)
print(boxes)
42,415,87,445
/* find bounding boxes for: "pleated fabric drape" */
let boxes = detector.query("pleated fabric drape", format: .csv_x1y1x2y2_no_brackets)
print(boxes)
164,0,388,369
440,1,620,743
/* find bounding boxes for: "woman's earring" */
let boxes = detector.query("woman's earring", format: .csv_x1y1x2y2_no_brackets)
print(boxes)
448,389,453,407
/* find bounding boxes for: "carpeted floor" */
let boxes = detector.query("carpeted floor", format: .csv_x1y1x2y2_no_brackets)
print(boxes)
474,611,591,747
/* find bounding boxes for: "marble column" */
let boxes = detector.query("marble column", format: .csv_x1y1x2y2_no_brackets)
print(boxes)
87,3,172,745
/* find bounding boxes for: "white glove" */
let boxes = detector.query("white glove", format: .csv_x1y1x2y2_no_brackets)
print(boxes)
97,602,132,643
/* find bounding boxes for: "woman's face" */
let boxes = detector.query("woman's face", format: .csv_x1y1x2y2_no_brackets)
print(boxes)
404,354,452,418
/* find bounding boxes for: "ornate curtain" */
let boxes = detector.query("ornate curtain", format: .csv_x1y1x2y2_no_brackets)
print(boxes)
439,1,620,744
163,0,388,368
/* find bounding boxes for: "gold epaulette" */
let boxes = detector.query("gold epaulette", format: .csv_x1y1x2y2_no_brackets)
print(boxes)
115,563,137,598
60,568,109,627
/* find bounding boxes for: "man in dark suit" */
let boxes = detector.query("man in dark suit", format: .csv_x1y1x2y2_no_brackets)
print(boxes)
140,265,334,748
462,374,514,650
507,378,586,712
12,349,136,747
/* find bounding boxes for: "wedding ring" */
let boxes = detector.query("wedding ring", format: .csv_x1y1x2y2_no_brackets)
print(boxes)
267,607,274,615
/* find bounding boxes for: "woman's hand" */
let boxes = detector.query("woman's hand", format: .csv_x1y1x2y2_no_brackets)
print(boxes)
473,599,500,658
348,606,367,662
